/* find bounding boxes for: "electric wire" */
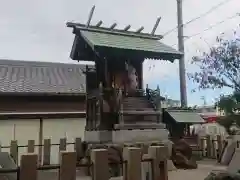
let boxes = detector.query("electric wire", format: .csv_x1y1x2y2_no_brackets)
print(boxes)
162,0,235,37
170,13,240,47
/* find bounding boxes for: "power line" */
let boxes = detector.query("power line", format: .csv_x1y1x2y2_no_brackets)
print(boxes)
163,0,235,37
170,12,240,47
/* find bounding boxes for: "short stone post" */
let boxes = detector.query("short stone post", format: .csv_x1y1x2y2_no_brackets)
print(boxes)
91,149,109,180
198,136,204,158
19,153,38,180
148,146,169,180
212,138,216,159
59,151,77,180
217,135,223,159
206,135,211,158
123,147,142,180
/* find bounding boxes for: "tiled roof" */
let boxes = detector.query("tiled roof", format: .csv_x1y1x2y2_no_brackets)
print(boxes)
0,59,88,94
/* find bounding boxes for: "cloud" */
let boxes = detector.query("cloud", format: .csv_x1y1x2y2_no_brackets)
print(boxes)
143,60,179,84
1,0,240,105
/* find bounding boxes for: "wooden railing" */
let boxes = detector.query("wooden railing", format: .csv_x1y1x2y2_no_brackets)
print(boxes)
146,86,161,111
116,88,123,124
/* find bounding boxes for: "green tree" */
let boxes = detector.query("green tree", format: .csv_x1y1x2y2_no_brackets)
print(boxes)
189,33,240,114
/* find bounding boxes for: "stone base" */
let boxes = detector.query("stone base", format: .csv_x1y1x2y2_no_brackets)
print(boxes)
84,130,112,143
114,123,165,130
84,128,169,144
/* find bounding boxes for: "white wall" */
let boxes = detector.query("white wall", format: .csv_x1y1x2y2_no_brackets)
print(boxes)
0,118,86,164
43,118,85,164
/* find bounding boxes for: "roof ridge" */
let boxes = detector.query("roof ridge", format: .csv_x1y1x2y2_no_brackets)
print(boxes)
0,59,93,67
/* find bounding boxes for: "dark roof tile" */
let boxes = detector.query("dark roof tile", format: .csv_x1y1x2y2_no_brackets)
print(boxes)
0,59,89,94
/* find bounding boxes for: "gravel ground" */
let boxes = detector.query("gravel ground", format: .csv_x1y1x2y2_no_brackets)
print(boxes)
168,160,227,180
29,159,227,180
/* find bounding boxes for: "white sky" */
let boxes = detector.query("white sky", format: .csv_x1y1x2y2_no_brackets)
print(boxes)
0,0,240,105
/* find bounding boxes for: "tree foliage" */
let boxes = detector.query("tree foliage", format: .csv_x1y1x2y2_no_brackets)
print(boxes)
215,93,238,114
189,34,240,91
216,114,240,134
189,33,240,116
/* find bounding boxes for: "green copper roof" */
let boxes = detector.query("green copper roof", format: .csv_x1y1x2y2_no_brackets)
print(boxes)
79,30,183,61
167,111,205,124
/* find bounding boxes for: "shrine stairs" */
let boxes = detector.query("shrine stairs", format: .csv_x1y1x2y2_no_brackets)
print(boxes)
117,95,163,128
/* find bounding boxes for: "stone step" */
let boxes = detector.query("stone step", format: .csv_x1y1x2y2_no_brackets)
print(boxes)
120,110,161,115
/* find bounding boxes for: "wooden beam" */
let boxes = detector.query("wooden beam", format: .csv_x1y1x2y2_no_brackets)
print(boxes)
86,5,95,27
123,25,131,31
110,23,117,29
136,26,144,33
67,22,163,40
96,20,103,27
151,17,161,35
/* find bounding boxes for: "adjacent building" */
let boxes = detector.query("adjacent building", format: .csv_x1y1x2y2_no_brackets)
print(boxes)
0,59,89,164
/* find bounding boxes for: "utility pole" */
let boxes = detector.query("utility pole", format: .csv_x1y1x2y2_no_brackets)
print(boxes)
177,0,188,107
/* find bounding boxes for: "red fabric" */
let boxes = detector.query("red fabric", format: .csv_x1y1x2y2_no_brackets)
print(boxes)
201,115,218,123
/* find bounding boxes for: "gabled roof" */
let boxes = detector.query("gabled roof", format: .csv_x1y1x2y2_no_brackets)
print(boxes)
67,23,183,62
0,59,88,95
166,110,205,124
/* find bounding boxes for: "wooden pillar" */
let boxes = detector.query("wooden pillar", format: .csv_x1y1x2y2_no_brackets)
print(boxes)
98,82,103,130
104,58,109,87
92,101,95,130
38,118,43,164
88,101,93,131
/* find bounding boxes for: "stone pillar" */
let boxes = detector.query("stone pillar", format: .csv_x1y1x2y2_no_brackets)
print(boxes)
91,149,109,180
148,146,169,180
19,153,38,180
123,147,142,180
59,151,77,180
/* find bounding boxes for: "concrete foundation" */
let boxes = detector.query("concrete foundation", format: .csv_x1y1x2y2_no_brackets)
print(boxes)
84,128,169,144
